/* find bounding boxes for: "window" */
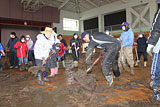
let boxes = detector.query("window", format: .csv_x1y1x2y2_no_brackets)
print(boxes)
84,17,98,30
104,11,126,31
63,18,79,31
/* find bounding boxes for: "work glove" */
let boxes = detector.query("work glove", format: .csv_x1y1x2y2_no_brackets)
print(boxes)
72,42,76,46
76,47,80,51
55,43,61,47
147,44,154,56
18,45,21,48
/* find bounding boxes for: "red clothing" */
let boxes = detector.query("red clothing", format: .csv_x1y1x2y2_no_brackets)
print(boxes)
57,43,67,56
14,41,28,58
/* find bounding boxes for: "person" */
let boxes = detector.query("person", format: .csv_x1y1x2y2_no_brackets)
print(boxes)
105,29,113,37
0,43,5,72
25,35,33,66
6,32,19,69
57,41,67,68
34,27,54,85
14,36,28,71
147,1,160,101
135,31,148,67
48,30,60,77
81,32,120,86
119,22,134,75
70,33,81,67
30,40,37,66
57,34,68,57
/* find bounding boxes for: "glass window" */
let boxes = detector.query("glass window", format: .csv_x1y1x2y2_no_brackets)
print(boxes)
63,18,79,31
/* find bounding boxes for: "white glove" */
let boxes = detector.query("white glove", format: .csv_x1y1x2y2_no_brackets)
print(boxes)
76,47,79,51
147,44,154,56
72,42,76,46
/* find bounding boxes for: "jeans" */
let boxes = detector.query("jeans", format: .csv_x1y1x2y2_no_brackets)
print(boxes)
9,51,18,67
18,57,28,65
151,53,160,89
137,52,148,61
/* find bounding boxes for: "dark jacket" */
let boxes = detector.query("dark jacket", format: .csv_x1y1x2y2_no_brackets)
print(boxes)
86,32,120,64
70,38,81,50
6,37,19,52
137,37,148,52
148,9,160,46
60,39,68,47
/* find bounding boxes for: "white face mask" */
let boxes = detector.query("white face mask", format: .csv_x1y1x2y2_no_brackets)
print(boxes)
122,26,126,31
10,35,13,38
26,38,29,41
21,40,25,43
74,35,78,39
105,31,110,35
139,34,143,38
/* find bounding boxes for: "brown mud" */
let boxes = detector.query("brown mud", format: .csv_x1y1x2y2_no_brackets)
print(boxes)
0,53,160,107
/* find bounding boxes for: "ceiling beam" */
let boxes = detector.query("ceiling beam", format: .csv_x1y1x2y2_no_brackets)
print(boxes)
58,0,70,9
86,0,98,8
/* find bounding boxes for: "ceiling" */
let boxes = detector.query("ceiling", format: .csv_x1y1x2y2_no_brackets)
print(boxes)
21,0,128,13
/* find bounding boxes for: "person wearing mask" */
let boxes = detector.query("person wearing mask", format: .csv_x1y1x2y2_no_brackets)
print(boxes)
81,32,120,86
25,35,33,66
105,29,113,37
135,31,148,67
147,0,160,101
34,27,54,85
6,32,19,69
119,22,134,75
14,36,28,71
70,33,81,67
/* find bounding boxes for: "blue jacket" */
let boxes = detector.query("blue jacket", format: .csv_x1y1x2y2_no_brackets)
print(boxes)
0,43,4,59
120,28,134,47
6,37,19,52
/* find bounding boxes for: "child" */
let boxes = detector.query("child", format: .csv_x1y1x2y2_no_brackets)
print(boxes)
57,41,67,68
14,36,28,71
135,31,148,67
70,33,81,67
0,43,5,72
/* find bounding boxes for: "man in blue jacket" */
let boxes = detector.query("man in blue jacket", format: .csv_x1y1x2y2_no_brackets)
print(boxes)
147,0,160,101
119,22,134,75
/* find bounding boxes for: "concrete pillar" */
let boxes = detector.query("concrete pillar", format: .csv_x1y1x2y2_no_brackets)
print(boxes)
79,20,84,34
149,0,157,25
98,14,104,32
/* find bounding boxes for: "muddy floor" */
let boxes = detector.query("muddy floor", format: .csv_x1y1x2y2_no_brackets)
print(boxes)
0,53,160,107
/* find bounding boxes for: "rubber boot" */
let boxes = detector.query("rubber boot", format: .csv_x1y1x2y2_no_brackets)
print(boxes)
54,67,58,75
105,75,113,86
144,61,147,67
130,67,134,75
37,70,43,85
43,71,49,82
135,60,139,67
57,62,59,68
48,68,55,77
62,60,66,68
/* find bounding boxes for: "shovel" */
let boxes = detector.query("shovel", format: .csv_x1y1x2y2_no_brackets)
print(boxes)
28,50,56,75
86,53,103,73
